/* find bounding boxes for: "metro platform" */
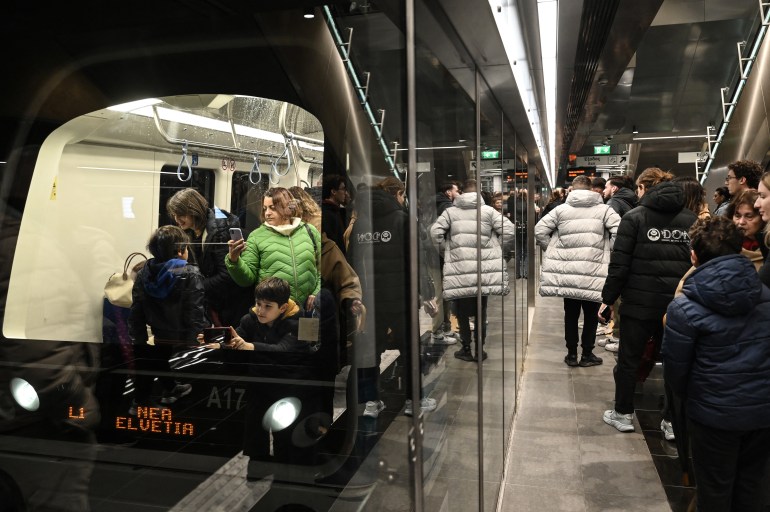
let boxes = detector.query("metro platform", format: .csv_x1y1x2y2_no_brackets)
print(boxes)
501,293,694,512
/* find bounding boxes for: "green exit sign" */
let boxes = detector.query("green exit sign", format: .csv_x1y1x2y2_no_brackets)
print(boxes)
594,145,611,155
481,150,500,159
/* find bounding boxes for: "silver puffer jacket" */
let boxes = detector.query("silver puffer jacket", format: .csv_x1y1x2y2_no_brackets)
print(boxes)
534,189,620,302
431,192,514,299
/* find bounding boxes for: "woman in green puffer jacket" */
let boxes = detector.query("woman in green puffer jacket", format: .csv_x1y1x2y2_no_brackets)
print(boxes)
225,187,321,312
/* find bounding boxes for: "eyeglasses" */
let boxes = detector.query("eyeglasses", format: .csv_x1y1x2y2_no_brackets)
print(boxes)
725,175,738,183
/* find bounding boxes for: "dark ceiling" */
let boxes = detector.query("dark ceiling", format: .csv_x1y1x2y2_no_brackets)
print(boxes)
559,0,761,180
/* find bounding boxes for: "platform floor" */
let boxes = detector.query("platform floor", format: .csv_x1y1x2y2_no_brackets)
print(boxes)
499,293,693,512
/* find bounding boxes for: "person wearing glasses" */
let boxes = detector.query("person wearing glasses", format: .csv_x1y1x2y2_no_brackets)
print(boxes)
724,160,762,197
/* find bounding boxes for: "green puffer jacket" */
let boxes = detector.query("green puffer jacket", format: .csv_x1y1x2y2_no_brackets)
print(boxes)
225,218,321,307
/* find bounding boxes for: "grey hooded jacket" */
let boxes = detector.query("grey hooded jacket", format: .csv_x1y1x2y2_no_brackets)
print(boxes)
430,192,514,299
535,189,621,302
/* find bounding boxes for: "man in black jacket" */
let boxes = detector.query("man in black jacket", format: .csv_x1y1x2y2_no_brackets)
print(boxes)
600,169,697,433
604,175,638,218
322,174,350,254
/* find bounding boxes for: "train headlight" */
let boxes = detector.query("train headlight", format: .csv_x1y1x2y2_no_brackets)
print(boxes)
262,397,301,432
10,378,40,412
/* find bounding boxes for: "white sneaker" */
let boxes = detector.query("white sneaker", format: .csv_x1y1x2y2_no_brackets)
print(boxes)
363,400,385,418
431,332,457,345
596,324,612,336
404,398,437,416
661,419,675,441
604,341,619,353
442,329,460,339
603,409,635,432
597,337,608,347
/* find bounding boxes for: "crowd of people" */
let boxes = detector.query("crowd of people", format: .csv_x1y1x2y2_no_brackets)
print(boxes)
533,161,770,512
123,161,770,508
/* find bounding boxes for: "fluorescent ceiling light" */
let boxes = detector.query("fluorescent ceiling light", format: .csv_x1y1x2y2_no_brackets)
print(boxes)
112,104,323,152
107,98,163,112
490,1,553,186
537,0,557,184
633,134,706,141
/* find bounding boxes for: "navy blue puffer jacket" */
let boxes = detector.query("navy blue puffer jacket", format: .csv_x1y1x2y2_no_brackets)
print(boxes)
662,254,770,431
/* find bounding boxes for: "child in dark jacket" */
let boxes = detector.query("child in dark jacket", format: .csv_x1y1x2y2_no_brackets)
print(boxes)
662,216,770,512
129,225,206,411
222,277,326,480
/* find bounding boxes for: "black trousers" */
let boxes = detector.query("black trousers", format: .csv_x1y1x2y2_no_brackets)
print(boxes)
688,418,770,512
562,298,600,355
613,314,663,414
456,296,488,350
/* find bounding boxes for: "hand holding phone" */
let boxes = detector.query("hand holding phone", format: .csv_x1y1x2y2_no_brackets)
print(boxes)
203,327,232,345
598,304,612,325
229,227,243,241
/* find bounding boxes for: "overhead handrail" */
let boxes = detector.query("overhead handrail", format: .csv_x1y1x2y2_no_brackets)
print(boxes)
177,141,192,181
270,141,293,185
249,154,263,185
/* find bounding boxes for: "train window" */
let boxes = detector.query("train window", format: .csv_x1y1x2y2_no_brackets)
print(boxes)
231,171,268,237
158,166,215,227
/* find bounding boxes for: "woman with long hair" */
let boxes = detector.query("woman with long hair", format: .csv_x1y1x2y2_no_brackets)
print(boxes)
226,187,321,312
166,188,252,327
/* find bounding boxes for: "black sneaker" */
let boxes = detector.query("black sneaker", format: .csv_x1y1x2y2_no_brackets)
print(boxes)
564,354,579,367
579,353,603,367
473,350,488,362
454,347,474,362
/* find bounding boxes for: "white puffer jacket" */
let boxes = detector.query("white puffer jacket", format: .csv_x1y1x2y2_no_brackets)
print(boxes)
534,189,621,302
431,193,514,299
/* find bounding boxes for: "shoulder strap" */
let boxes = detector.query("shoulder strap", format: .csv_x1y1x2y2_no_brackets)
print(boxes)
303,223,320,267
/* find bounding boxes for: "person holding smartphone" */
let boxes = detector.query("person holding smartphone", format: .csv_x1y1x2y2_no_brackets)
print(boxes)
167,188,253,327
225,187,321,313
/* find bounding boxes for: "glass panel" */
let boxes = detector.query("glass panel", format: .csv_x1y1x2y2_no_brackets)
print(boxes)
477,75,506,511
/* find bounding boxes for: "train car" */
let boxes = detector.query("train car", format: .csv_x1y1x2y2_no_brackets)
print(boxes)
0,3,419,510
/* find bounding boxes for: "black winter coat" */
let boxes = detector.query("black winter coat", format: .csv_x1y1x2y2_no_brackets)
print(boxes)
435,193,453,217
601,181,697,320
189,207,253,327
129,259,207,344
347,188,408,339
607,187,637,218
662,254,770,430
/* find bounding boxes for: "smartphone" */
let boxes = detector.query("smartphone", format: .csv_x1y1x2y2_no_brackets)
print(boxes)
229,227,243,241
598,305,612,325
203,327,232,344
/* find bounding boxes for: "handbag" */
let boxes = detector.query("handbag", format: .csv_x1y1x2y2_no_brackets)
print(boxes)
104,252,147,308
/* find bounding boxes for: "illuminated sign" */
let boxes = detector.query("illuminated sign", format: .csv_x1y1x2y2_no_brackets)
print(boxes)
68,407,85,420
115,406,195,436
594,145,611,154
566,167,596,179
481,150,500,160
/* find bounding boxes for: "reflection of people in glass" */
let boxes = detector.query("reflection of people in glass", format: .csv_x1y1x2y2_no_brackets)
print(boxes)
226,187,321,312
431,189,514,361
219,277,330,480
167,188,253,327
129,226,206,409
348,177,408,417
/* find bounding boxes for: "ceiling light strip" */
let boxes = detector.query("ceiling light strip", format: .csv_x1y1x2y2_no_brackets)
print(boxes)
490,1,553,186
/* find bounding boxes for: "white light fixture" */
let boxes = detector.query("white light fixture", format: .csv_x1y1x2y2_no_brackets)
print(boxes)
111,103,324,152
262,397,301,431
537,0,558,184
10,378,40,412
489,1,553,186
303,7,315,19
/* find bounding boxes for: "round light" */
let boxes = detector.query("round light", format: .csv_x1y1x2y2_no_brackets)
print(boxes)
10,378,40,412
262,397,301,431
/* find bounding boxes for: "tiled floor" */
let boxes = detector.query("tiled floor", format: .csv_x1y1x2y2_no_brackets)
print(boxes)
500,294,685,512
